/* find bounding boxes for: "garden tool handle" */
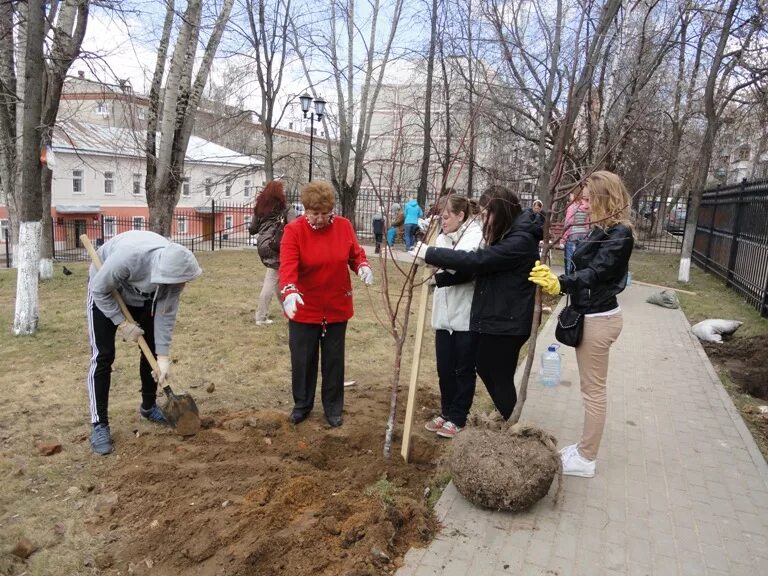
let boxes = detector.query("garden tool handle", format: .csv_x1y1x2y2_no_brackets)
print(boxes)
80,234,161,374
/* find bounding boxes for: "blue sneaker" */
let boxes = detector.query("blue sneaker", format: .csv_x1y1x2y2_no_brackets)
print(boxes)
90,424,113,455
139,404,169,425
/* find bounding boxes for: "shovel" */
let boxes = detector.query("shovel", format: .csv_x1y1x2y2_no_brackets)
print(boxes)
81,234,201,437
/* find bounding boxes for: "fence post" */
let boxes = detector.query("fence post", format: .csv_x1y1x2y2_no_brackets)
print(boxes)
211,198,215,252
50,218,55,260
5,229,10,268
726,179,746,287
704,187,719,271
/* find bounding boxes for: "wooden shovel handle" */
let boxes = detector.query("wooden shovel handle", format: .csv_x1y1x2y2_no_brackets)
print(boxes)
80,234,161,373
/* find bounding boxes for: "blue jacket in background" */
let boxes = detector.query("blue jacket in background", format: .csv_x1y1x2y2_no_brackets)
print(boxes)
403,199,423,225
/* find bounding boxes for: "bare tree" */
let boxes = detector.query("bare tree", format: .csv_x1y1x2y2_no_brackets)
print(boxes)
145,0,235,236
292,0,405,221
13,0,45,335
678,0,768,282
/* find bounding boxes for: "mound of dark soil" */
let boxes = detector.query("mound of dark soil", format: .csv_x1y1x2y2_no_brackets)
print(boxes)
90,389,445,576
704,334,768,400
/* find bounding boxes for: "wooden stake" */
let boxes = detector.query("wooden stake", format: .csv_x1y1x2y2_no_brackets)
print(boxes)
632,279,697,295
401,226,438,463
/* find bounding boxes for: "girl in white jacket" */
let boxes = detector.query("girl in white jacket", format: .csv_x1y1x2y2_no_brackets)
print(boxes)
424,196,484,438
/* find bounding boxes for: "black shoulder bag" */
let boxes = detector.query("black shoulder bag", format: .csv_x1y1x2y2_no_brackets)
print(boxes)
555,295,584,347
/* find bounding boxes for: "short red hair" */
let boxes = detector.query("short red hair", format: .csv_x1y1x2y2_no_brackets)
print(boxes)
254,180,287,217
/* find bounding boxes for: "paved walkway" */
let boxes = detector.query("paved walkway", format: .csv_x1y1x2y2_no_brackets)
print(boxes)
397,281,768,576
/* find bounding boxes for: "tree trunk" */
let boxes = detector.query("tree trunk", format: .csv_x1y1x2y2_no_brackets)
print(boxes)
416,0,437,208
39,168,53,279
14,0,45,335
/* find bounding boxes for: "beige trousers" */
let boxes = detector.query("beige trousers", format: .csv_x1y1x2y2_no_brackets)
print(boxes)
575,313,623,460
255,267,281,321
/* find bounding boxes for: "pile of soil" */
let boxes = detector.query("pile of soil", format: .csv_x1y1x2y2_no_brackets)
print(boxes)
90,389,445,576
703,334,768,400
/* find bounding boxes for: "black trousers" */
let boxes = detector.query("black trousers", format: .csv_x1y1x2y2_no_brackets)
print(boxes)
435,329,478,427
86,291,158,425
288,320,347,419
475,333,529,420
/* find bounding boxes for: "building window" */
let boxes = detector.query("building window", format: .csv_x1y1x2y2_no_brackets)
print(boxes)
103,216,116,238
72,170,83,194
0,219,8,241
244,216,252,230
96,101,109,115
182,177,190,197
133,173,142,195
204,178,212,197
177,215,187,234
137,108,146,120
225,183,231,197
132,216,145,230
225,215,233,229
244,180,252,198
104,172,114,195
738,148,750,161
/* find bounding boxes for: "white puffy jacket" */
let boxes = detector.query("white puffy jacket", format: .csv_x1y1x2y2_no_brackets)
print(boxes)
431,219,483,332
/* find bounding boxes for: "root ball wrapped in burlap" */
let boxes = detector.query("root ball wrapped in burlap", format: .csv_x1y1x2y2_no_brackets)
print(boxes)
449,415,561,511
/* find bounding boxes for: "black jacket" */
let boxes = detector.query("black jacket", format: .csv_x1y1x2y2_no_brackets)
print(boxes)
558,224,634,314
425,213,542,336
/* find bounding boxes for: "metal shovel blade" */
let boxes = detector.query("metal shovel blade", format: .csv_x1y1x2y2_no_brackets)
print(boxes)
162,387,201,437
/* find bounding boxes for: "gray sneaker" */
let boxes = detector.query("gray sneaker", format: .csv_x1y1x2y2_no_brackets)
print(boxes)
139,404,169,425
90,424,113,455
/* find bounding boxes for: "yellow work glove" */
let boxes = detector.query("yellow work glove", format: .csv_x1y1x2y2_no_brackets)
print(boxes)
528,260,561,295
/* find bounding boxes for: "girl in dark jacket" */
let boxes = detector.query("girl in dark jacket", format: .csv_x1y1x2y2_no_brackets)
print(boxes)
529,170,634,478
249,181,296,325
412,186,542,422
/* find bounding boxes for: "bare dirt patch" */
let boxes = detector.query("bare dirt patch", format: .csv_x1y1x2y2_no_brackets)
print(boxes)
703,335,768,401
87,387,445,576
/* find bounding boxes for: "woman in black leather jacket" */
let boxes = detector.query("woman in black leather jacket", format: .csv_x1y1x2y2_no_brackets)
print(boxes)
413,186,542,423
530,171,634,478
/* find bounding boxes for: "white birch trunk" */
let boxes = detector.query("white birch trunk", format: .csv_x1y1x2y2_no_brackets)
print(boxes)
13,221,41,335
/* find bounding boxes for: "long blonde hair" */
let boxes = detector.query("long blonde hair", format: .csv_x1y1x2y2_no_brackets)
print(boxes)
585,171,634,232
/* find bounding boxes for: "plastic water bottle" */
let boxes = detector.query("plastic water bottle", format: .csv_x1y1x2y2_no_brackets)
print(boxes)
541,344,561,387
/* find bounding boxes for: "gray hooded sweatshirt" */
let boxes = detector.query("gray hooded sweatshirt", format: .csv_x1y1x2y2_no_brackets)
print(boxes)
88,230,203,355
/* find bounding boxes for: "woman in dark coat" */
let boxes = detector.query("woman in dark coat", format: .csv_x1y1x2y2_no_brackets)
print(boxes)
249,180,296,325
412,186,542,421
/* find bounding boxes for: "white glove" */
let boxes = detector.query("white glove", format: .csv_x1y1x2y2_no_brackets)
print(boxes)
417,218,430,233
152,355,171,385
358,265,373,286
283,293,304,319
409,241,429,264
117,320,144,343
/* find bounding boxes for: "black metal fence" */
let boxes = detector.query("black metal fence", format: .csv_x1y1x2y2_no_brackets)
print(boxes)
629,192,689,254
692,178,768,318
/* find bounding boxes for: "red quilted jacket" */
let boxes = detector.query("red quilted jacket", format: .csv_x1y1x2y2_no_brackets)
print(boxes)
279,216,369,324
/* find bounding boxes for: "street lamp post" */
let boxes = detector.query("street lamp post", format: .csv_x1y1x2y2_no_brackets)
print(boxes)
299,93,326,182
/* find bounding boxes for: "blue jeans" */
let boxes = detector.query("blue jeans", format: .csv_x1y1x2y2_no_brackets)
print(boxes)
404,223,419,250
564,240,579,274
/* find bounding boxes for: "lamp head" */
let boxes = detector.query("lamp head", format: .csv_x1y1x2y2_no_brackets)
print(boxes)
299,93,312,116
314,96,326,119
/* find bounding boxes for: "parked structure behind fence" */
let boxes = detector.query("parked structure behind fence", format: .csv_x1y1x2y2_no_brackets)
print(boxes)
693,178,768,318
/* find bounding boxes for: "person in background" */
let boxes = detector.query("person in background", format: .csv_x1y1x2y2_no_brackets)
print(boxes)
424,195,484,438
372,206,385,254
529,170,634,478
403,197,424,250
523,198,545,228
86,231,203,455
387,203,404,247
562,188,590,274
279,181,373,428
411,186,541,421
249,180,297,325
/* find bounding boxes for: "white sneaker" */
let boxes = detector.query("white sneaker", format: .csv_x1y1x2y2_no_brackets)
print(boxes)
562,448,596,478
424,416,446,432
436,421,462,438
559,443,578,457
255,319,274,326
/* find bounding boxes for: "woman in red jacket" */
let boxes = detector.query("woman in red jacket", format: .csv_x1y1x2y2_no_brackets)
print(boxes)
279,181,373,427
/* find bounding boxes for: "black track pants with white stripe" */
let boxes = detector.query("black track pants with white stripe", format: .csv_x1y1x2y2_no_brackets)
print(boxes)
86,291,159,425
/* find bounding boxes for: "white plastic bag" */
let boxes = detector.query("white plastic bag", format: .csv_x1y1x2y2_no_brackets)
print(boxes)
691,319,743,343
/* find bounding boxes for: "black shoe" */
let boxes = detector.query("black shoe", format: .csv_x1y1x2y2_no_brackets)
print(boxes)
290,411,308,425
326,416,343,428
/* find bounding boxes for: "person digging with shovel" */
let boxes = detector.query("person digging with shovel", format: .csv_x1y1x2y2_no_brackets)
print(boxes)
85,230,202,455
